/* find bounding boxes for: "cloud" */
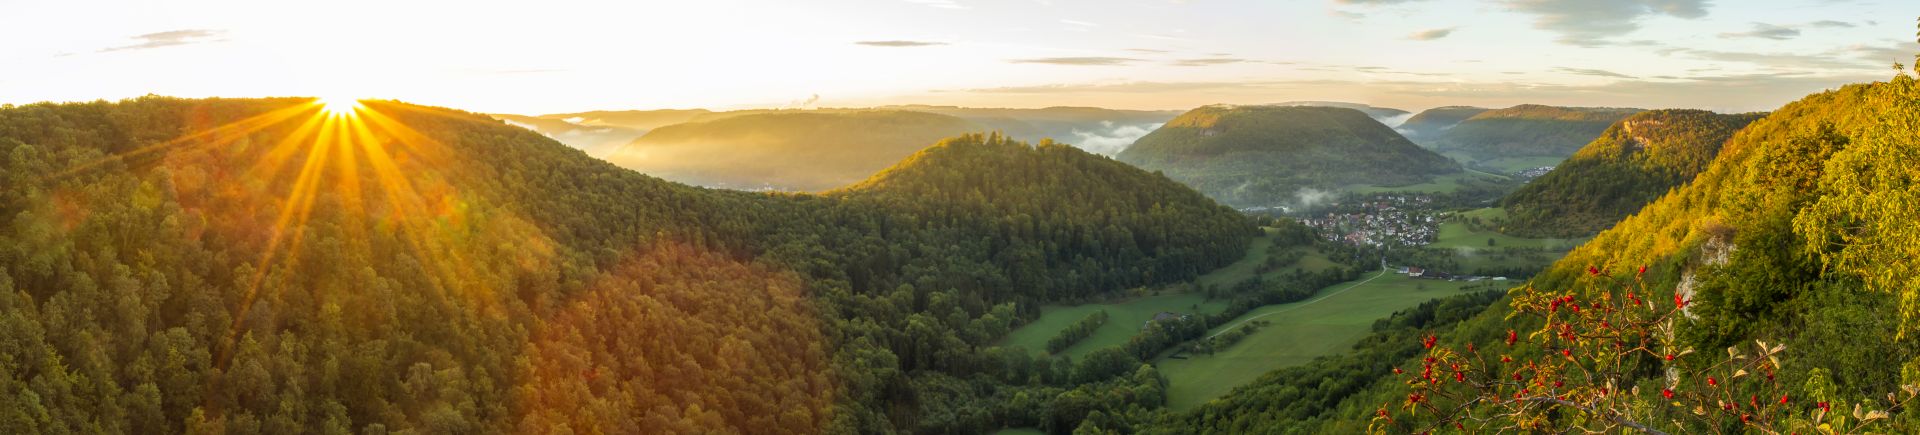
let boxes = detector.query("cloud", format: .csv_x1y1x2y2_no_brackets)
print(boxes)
903,0,967,9
1809,20,1855,28
1069,121,1161,155
1661,46,1886,70
1719,23,1800,40
1009,57,1141,66
1407,27,1456,40
99,29,224,53
1501,0,1709,46
1060,19,1098,27
1125,48,1170,53
935,71,1880,112
1334,0,1429,3
1171,58,1249,66
1848,41,1920,66
1554,67,1636,78
855,40,948,47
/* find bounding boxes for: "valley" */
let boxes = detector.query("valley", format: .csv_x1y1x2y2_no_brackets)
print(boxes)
6,7,1918,433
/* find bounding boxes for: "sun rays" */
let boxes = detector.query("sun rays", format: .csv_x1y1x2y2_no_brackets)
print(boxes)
132,97,507,406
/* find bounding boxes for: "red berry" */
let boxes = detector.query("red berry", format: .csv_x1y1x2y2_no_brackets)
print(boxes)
1662,389,1674,399
1665,354,1674,361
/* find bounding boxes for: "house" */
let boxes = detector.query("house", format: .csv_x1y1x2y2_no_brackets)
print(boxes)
1407,267,1425,277
1397,266,1410,274
1144,312,1188,331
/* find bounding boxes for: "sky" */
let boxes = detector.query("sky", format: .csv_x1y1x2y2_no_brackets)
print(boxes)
1,0,1915,114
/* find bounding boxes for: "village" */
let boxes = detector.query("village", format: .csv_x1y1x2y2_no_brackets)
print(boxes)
1298,194,1440,247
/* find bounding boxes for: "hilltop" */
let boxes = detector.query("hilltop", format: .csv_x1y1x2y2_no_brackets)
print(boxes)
1117,105,1460,207
1500,109,1764,237
1397,106,1489,144
1430,104,1643,173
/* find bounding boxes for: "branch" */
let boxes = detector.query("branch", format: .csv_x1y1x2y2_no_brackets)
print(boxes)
1516,396,1669,435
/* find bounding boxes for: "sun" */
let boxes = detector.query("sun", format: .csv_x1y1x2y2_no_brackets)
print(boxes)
316,95,362,116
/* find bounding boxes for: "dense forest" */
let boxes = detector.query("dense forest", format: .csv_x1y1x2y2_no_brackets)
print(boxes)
1116,105,1459,207
0,99,1258,434
604,110,985,191
1150,71,1920,433
1431,104,1642,161
1396,106,1488,144
1500,109,1764,237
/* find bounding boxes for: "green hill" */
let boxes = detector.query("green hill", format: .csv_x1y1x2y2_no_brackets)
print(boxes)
1431,104,1643,172
1151,74,1920,433
1397,106,1489,144
0,97,1253,433
1116,105,1460,207
605,110,986,191
1499,109,1763,237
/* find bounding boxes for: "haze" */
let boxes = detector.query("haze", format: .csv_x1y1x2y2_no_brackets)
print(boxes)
3,0,1915,114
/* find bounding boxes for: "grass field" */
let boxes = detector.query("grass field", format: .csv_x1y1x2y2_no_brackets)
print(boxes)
1428,207,1586,272
1429,208,1586,251
999,290,1229,359
1155,271,1479,409
999,228,1337,359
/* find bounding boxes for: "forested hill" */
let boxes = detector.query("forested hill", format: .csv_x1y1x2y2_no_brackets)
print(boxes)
605,110,986,191
1432,104,1642,161
1116,105,1460,207
1151,74,1920,433
1499,109,1763,237
1396,106,1489,143
837,134,1251,295
0,97,1253,433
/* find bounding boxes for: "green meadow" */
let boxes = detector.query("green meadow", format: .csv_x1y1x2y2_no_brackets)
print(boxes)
999,228,1335,359
1155,271,1480,409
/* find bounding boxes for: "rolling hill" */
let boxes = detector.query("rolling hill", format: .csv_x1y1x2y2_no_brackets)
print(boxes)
1116,105,1460,207
1499,109,1764,237
604,110,987,191
1396,106,1489,144
1430,104,1643,172
0,97,1254,433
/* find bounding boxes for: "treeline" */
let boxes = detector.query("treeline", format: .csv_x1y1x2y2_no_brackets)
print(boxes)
1046,311,1109,353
